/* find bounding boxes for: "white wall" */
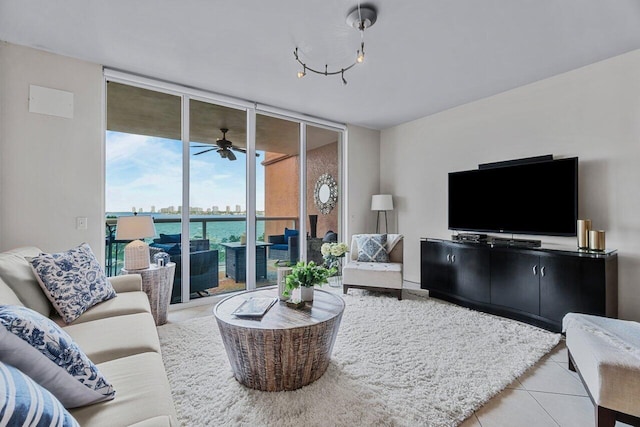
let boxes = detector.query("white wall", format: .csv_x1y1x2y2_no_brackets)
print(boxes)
346,125,381,238
0,42,104,259
381,49,640,321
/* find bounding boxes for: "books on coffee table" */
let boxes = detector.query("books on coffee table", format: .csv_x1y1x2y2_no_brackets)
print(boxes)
232,297,278,318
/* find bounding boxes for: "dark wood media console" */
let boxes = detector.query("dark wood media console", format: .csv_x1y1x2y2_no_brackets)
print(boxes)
420,238,618,332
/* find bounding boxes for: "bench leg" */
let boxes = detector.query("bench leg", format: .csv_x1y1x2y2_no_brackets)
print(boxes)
568,350,576,372
596,405,616,427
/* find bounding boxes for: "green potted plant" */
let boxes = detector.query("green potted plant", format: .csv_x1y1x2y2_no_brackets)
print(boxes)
284,261,336,302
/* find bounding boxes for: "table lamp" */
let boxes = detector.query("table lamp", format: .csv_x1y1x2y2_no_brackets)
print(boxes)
371,194,394,233
115,214,157,270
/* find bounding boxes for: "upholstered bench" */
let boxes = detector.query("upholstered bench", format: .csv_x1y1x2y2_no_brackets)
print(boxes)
563,313,640,427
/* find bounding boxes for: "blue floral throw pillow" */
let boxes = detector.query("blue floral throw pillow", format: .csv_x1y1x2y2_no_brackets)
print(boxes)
0,305,115,408
0,360,80,426
29,243,116,323
355,234,390,262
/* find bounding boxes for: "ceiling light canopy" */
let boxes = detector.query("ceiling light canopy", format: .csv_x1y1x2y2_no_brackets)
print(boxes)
294,3,377,86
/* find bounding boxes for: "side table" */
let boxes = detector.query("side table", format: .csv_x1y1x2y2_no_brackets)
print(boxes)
121,263,176,326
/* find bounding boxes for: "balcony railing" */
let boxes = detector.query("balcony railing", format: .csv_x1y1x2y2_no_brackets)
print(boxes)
105,215,298,278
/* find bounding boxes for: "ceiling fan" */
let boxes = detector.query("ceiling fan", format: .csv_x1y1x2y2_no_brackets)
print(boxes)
192,128,257,161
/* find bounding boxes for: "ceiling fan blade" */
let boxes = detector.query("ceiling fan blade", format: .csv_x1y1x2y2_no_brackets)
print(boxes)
227,150,237,161
231,146,246,153
194,148,217,155
191,145,212,148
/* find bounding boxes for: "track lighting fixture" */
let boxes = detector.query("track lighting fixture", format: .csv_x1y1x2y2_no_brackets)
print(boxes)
294,3,377,85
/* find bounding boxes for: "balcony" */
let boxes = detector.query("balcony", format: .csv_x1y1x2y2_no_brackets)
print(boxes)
106,215,298,302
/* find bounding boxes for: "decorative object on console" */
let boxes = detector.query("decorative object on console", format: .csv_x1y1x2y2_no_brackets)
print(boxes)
293,3,377,85
314,173,338,214
309,214,318,238
371,194,393,233
29,243,116,324
577,219,592,249
115,214,157,270
589,230,606,251
0,361,80,426
0,305,115,408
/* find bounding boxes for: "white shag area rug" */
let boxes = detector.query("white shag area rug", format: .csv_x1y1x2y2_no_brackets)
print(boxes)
158,290,560,427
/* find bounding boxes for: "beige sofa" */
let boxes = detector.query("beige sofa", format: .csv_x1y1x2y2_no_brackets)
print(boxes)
342,234,404,300
0,247,178,426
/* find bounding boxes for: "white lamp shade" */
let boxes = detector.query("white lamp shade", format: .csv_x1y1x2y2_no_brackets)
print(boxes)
371,194,393,211
115,215,156,241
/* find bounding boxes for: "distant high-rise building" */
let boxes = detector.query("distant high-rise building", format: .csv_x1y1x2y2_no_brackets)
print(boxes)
235,205,241,213
226,205,231,214
131,206,136,213
150,205,156,213
212,206,219,214
138,207,142,213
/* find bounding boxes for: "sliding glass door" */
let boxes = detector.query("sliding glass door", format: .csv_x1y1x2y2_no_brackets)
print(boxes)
105,72,345,305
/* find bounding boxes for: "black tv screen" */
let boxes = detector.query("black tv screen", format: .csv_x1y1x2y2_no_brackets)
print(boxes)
448,157,578,236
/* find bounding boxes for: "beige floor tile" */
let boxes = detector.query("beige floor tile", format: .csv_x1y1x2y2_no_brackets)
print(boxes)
518,357,587,396
547,340,568,363
506,377,524,389
529,391,595,427
475,388,558,427
459,413,482,427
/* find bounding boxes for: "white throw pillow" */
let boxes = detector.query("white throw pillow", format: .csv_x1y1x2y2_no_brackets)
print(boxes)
0,305,115,408
0,360,80,426
29,243,116,323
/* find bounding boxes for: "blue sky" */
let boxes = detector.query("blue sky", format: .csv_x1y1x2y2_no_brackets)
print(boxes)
106,131,265,212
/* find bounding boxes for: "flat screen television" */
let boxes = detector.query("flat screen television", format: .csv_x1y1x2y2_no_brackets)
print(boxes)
448,157,578,236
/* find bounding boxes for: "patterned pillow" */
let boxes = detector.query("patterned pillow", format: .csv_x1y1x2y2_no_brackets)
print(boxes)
355,234,389,262
29,243,116,323
0,305,115,408
0,361,80,426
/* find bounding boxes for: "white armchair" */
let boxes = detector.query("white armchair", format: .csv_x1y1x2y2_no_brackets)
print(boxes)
342,234,404,300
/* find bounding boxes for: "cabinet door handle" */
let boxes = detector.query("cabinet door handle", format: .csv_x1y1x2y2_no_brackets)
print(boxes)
532,265,537,275
451,255,456,263
541,266,545,277
446,254,451,262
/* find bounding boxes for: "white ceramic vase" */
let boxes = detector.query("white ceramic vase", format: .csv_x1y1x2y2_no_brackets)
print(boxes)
300,286,314,302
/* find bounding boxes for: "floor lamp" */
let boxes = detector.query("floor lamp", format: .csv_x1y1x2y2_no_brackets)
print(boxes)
371,194,394,233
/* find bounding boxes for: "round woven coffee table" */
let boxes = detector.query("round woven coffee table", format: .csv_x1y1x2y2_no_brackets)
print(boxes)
214,286,345,391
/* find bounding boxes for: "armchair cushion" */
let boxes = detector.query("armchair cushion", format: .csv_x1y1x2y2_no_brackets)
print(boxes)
268,235,285,245
355,234,389,263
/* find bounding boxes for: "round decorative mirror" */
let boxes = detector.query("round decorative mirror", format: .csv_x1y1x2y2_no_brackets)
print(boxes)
314,173,338,214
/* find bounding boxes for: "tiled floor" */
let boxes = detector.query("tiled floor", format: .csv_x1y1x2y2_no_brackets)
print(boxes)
167,283,631,427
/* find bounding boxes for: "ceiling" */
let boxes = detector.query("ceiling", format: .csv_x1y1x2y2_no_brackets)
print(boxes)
2,1,640,130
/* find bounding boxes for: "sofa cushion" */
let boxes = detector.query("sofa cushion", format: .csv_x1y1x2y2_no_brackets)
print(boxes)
271,244,288,251
69,352,178,426
54,291,151,326
0,276,24,306
159,233,181,243
63,313,161,364
150,242,181,255
355,234,389,263
29,243,116,324
0,361,80,427
0,305,115,408
284,228,299,240
0,246,51,316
